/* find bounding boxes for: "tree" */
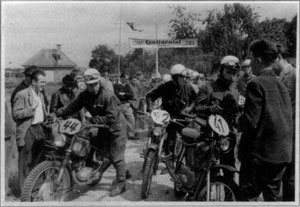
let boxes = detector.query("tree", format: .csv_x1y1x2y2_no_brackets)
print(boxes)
285,15,297,57
201,3,260,58
89,45,118,73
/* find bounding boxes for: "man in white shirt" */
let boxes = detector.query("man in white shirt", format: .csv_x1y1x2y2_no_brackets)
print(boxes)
12,69,48,190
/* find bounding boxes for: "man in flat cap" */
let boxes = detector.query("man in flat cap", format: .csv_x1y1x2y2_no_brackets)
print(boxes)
52,68,128,197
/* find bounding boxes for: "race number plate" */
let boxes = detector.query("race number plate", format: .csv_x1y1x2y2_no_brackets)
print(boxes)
151,109,170,125
238,95,246,106
208,115,229,136
60,118,82,135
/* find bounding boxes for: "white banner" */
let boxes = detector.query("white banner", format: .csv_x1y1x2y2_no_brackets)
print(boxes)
128,38,198,48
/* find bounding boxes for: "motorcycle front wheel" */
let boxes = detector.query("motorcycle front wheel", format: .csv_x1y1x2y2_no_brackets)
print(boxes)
21,161,71,202
197,176,241,201
140,150,156,199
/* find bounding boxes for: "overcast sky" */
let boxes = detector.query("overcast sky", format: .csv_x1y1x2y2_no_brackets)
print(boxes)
2,1,298,68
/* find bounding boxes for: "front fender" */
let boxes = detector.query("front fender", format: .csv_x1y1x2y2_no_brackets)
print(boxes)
147,143,158,152
211,164,239,174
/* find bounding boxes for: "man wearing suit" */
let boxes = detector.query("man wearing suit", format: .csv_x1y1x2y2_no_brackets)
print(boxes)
11,65,49,112
12,69,48,190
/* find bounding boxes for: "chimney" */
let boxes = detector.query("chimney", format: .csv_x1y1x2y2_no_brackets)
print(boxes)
56,44,61,55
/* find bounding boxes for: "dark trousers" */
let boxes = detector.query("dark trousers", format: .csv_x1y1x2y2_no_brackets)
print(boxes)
165,122,180,157
18,124,45,190
88,127,126,182
282,123,295,201
240,159,287,201
5,136,13,195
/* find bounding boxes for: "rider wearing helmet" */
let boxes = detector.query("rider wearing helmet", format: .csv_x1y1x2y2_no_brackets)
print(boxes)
146,64,197,173
192,56,241,180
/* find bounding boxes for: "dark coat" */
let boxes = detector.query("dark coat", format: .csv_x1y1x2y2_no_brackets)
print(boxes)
56,87,126,162
146,81,197,118
113,83,134,104
238,70,293,164
50,87,82,120
194,78,240,128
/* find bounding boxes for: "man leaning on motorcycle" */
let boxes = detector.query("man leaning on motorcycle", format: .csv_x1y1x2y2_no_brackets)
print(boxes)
146,64,197,174
50,68,128,197
191,55,241,181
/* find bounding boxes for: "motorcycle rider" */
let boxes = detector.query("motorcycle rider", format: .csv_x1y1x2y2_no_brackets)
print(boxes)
146,64,197,174
192,55,240,180
51,68,127,197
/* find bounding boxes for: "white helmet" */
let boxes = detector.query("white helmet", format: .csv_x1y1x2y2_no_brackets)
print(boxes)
242,59,251,67
162,74,172,83
170,64,186,76
190,71,200,80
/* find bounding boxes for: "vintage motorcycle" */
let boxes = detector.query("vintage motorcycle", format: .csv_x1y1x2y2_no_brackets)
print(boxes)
140,109,189,199
141,109,242,201
172,112,242,201
21,117,112,202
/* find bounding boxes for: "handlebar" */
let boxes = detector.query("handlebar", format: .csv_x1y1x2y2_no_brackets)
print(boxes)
181,112,207,127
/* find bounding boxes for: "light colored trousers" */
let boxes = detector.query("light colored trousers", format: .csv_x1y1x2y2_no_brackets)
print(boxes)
121,103,135,138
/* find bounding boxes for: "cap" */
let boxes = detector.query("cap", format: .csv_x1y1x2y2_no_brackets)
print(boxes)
83,68,101,84
23,65,38,75
242,59,251,67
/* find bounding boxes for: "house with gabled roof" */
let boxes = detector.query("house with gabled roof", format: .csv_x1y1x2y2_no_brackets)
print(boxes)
22,44,77,83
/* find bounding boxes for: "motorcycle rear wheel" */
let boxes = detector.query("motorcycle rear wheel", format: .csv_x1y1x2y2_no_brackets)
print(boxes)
21,161,71,202
141,150,156,199
197,176,241,201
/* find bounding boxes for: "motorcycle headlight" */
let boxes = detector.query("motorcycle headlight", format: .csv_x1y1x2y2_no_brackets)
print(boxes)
219,137,231,153
153,126,162,136
54,134,66,147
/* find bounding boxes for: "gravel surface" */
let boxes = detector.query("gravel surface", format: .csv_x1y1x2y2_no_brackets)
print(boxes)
4,137,179,203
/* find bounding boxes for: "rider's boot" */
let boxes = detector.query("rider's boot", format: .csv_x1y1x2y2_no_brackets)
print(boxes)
110,180,126,197
110,160,126,197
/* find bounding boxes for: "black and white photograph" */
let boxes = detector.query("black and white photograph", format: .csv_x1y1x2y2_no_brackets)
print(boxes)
1,1,299,205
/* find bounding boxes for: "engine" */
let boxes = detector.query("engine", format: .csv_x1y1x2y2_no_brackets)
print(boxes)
176,165,195,189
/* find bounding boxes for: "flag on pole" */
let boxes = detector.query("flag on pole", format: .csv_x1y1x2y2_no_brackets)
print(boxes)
126,22,143,32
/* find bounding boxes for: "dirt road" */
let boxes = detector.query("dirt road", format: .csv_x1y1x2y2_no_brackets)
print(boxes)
5,138,179,203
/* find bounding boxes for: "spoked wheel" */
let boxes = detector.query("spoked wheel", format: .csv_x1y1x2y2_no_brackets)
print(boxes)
197,176,241,201
21,161,71,202
141,150,156,199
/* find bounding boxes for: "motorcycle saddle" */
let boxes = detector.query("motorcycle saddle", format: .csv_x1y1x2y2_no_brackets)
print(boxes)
181,128,201,144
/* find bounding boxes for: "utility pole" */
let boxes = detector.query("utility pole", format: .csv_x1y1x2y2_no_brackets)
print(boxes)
118,3,123,81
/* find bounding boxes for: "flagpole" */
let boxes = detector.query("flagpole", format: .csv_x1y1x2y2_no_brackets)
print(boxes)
118,3,123,82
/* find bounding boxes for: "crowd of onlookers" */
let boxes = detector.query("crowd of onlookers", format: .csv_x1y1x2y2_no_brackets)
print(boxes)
4,39,296,201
